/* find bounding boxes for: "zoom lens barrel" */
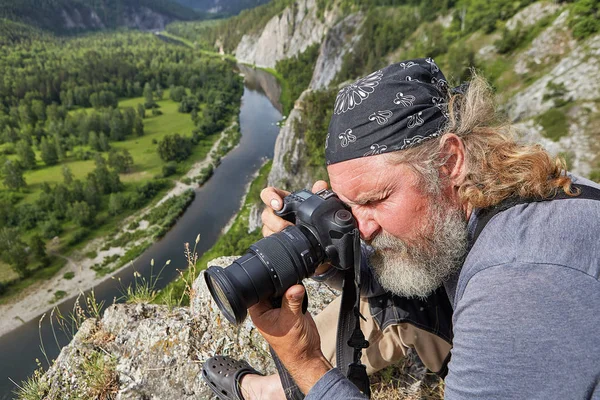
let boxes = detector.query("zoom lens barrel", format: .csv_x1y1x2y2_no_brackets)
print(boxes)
204,225,322,325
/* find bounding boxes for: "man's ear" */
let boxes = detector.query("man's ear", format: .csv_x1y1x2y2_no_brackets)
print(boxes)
439,133,467,187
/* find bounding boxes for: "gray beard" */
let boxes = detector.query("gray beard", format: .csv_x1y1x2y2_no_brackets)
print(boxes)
367,201,468,299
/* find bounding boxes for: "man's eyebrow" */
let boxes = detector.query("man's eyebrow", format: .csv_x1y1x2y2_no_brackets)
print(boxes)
346,190,385,206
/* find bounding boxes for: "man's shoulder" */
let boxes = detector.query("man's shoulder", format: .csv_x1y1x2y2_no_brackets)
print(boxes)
455,176,600,305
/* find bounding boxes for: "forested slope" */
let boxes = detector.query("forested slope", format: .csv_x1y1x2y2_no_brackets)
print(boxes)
0,0,200,33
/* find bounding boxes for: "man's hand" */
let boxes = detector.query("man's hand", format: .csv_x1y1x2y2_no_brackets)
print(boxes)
260,180,332,275
248,284,332,394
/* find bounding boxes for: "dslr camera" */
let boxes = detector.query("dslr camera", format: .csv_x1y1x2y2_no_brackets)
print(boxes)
205,188,358,324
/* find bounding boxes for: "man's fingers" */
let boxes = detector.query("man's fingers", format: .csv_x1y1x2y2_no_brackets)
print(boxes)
249,298,273,320
261,207,292,237
281,285,305,317
260,187,290,210
311,180,329,193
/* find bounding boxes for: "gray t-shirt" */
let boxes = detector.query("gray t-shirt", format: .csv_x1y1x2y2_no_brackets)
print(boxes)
306,176,600,399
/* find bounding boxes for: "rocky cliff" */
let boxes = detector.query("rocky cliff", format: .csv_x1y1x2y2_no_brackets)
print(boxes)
32,257,437,399
234,0,339,68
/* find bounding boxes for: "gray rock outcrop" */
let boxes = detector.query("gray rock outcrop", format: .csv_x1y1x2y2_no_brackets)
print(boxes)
309,12,365,90
506,33,600,122
35,257,340,399
234,0,339,68
268,90,315,191
505,1,562,31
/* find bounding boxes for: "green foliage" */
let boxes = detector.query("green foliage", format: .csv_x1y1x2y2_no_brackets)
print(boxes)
13,365,48,400
0,0,199,34
145,189,195,230
162,161,178,177
107,149,134,173
49,289,67,303
195,164,214,185
0,227,28,277
453,0,536,34
537,108,569,141
16,140,36,170
568,0,600,39
63,271,75,280
275,44,320,114
68,201,95,226
157,133,192,162
1,159,26,190
39,137,58,166
295,89,337,181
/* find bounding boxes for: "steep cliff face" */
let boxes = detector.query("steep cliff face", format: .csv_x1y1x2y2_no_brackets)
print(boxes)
267,90,314,191
309,12,364,90
234,0,339,68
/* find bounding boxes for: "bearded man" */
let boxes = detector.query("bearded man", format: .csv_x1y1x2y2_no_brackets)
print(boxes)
203,59,600,399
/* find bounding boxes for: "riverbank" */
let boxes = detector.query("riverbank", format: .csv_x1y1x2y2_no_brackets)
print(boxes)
0,124,234,339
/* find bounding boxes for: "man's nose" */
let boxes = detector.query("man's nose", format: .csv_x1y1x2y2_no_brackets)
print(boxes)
354,211,380,241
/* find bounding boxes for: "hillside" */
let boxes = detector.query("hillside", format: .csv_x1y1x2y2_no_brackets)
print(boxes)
170,0,600,183
10,0,600,398
0,0,200,33
173,0,270,16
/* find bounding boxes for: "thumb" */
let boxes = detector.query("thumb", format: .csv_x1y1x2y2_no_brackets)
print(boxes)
282,284,305,316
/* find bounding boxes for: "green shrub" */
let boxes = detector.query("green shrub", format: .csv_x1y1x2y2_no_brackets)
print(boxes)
162,161,178,177
569,0,600,40
537,109,569,142
50,290,67,303
63,271,75,280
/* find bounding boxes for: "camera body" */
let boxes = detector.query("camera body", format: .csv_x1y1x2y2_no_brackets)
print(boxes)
205,188,358,324
275,189,357,271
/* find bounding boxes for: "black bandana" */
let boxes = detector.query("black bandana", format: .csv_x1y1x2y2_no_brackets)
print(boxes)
325,58,450,165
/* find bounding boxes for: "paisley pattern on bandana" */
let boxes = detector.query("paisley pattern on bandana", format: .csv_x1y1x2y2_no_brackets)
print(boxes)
334,70,383,115
394,92,416,107
326,58,457,165
369,110,393,125
338,129,357,147
399,61,417,69
364,143,388,156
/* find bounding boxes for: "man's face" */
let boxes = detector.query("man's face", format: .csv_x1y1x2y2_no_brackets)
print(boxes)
328,154,468,298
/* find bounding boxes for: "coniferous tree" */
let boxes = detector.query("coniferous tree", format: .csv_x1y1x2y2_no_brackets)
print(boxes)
0,227,28,277
16,140,36,170
133,115,144,136
137,103,145,119
1,159,26,190
99,132,111,152
30,234,49,267
62,165,74,185
143,82,155,109
40,137,59,166
88,131,100,151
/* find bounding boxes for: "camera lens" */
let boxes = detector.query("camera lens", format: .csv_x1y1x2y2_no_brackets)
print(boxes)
204,225,322,324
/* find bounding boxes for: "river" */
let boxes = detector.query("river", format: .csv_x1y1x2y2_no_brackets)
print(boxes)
0,66,282,399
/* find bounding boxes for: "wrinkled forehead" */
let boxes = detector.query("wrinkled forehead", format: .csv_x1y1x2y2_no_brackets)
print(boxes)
327,154,389,198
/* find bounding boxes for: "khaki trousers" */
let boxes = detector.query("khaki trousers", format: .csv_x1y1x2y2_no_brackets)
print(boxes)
314,296,452,375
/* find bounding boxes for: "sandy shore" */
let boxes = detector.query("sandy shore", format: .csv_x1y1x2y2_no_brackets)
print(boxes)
0,126,232,339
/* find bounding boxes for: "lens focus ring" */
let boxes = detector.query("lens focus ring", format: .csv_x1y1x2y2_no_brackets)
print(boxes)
251,228,310,296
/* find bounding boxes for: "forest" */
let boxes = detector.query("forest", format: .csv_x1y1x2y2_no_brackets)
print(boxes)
0,29,243,296
0,0,199,33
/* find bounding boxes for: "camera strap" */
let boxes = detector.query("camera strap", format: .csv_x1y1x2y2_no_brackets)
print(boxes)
271,229,370,400
335,228,371,397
